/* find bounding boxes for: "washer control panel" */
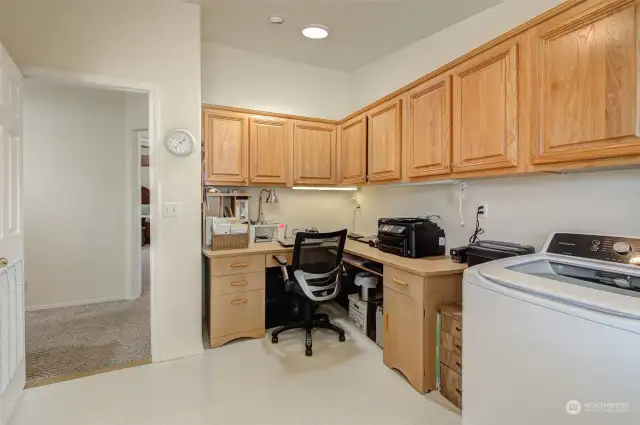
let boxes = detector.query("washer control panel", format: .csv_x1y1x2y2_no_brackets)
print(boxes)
546,233,640,266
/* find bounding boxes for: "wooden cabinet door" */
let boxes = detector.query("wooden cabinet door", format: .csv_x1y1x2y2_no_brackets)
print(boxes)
202,108,248,185
452,38,520,173
338,114,367,185
293,120,337,185
383,286,424,392
404,75,451,178
249,116,293,185
367,98,403,182
532,0,640,166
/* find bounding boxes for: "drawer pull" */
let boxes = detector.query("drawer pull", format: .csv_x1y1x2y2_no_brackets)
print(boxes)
230,298,249,305
392,278,409,287
230,281,248,287
231,263,248,268
456,389,462,395
455,344,462,351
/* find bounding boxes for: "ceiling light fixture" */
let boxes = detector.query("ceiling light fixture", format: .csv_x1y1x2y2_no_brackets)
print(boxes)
269,16,284,24
302,25,329,39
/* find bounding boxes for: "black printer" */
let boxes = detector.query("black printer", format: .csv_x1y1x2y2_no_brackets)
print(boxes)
378,217,446,258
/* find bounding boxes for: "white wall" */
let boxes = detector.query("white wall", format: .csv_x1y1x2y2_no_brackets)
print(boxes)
224,188,355,233
202,42,349,120
23,79,128,309
348,0,563,111
355,169,640,251
0,0,203,361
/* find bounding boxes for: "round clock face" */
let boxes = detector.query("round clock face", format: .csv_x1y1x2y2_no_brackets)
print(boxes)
165,129,195,156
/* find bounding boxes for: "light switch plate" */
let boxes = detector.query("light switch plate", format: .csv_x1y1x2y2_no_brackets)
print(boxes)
162,202,181,218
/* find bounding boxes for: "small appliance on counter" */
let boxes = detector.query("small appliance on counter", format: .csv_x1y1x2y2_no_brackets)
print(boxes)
378,217,446,258
450,246,468,264
251,223,286,243
466,240,535,266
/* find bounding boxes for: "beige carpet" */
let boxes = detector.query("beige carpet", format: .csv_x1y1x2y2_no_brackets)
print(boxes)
25,246,151,384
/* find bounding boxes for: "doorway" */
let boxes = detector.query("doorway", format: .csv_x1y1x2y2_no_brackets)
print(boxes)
21,78,153,386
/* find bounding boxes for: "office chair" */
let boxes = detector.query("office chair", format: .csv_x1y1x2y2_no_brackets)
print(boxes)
271,229,348,356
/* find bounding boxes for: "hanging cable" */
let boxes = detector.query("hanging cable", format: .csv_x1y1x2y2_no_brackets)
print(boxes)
469,205,485,243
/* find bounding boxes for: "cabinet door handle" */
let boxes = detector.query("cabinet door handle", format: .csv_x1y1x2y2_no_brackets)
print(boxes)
456,388,462,395
231,263,248,268
456,361,462,369
455,344,462,351
392,278,409,287
231,298,248,305
385,312,389,331
455,327,461,332
230,281,248,287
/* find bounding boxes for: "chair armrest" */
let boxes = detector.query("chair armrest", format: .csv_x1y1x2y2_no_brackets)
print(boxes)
272,255,290,285
273,255,289,266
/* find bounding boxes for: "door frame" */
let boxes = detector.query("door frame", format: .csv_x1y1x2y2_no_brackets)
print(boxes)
20,65,159,359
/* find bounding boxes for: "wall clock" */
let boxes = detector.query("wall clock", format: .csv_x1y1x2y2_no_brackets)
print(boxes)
165,129,195,156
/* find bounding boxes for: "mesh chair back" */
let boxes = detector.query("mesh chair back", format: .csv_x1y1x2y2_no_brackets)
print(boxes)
290,230,347,302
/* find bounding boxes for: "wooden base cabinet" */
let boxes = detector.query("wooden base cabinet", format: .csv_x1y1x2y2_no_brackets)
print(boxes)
382,266,462,393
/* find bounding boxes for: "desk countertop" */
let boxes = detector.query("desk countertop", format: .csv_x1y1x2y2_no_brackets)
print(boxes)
202,240,466,277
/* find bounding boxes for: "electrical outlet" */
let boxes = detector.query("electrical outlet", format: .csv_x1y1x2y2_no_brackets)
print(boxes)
477,203,488,218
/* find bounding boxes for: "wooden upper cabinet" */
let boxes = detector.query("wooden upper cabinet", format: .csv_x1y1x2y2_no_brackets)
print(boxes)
367,98,403,182
404,75,451,179
452,38,520,173
249,116,293,185
293,121,337,185
532,0,640,166
202,108,248,185
338,114,367,185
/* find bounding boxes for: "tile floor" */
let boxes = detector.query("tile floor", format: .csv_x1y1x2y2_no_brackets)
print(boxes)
9,317,461,425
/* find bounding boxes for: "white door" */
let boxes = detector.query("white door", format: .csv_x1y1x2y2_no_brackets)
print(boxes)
0,43,25,425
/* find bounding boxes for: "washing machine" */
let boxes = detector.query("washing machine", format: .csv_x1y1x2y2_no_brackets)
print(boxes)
463,232,640,425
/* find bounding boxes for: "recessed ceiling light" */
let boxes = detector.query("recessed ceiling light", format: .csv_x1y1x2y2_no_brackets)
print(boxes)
269,16,284,24
302,25,329,39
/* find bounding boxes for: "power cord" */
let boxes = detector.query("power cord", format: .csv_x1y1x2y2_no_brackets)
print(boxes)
469,206,485,244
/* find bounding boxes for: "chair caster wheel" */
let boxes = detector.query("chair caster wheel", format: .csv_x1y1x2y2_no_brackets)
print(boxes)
339,334,346,342
271,336,278,344
305,348,313,357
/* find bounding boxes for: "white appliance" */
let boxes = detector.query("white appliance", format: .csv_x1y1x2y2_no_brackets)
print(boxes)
250,223,286,243
463,232,640,425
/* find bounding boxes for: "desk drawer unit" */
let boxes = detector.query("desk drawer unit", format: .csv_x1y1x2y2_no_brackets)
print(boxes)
210,254,266,276
210,290,265,341
383,266,424,301
438,302,463,409
210,272,265,296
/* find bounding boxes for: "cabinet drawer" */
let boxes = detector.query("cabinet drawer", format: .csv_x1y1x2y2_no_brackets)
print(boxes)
441,332,462,356
211,272,264,296
440,363,462,409
441,314,462,340
210,290,265,338
383,266,423,301
441,348,462,374
210,254,265,276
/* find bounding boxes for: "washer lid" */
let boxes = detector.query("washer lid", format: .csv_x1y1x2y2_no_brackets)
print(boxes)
478,253,640,320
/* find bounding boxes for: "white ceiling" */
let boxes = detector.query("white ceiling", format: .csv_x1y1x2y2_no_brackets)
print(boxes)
199,0,504,72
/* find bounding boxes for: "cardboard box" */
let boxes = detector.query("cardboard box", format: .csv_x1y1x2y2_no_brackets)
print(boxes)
348,293,368,334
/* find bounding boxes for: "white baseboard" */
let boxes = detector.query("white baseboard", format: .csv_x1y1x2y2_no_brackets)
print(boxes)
26,296,125,312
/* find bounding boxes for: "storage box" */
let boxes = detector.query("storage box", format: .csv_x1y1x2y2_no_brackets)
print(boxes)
375,303,384,348
348,293,380,341
348,293,369,334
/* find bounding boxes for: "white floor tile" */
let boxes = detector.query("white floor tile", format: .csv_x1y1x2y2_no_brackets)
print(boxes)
9,318,460,425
